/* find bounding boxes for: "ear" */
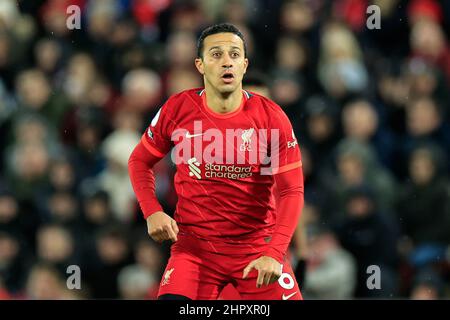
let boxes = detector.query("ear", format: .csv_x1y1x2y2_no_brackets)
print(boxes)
243,58,249,75
195,58,204,75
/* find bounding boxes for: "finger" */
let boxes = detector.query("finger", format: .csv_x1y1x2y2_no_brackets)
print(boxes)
150,228,164,243
164,224,178,242
151,233,162,243
268,272,279,285
270,272,281,284
161,227,173,242
267,274,275,285
243,260,256,279
262,266,275,286
268,265,281,284
264,271,273,286
256,270,266,288
171,219,179,234
155,229,165,243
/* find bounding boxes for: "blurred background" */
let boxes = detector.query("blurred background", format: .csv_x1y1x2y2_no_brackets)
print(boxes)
0,0,449,300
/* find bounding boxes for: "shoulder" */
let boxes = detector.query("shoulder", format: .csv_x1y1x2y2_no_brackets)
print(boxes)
245,91,286,115
246,92,291,127
165,87,204,106
158,88,204,119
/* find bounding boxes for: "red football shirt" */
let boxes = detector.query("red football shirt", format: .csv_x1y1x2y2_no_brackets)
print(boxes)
140,88,302,254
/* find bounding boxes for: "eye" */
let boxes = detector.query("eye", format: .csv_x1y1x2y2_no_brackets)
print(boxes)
212,52,221,58
231,52,240,58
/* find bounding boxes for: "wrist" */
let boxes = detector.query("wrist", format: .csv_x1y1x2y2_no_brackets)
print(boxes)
141,201,163,220
263,247,285,264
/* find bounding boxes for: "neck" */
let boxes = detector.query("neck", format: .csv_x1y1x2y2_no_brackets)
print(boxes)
204,83,243,114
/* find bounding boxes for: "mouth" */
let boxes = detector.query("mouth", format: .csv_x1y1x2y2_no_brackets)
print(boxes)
221,72,235,84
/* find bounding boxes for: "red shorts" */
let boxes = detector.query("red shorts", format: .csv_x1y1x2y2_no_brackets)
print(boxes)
157,235,303,300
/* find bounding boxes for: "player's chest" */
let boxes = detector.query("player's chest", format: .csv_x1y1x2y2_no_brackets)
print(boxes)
170,111,270,167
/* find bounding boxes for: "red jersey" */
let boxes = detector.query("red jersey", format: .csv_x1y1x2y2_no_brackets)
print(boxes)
140,88,302,254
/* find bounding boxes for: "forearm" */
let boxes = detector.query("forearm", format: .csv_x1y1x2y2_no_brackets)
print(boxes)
128,141,163,219
264,167,304,263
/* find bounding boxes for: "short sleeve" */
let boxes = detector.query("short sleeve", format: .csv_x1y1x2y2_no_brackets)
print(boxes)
140,103,174,158
265,107,302,175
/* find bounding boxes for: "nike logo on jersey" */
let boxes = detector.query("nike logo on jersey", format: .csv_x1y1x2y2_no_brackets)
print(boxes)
185,132,203,138
282,292,297,300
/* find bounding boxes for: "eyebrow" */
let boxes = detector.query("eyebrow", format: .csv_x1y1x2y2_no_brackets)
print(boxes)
208,46,242,51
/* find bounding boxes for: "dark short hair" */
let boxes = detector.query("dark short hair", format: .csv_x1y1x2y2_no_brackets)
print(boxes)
197,23,246,58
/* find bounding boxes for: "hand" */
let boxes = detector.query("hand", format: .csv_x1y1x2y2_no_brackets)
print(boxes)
146,211,179,243
242,256,282,288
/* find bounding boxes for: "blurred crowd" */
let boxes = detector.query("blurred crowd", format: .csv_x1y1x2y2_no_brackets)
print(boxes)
0,0,449,299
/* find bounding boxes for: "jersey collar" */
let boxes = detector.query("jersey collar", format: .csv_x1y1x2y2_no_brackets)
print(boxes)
200,89,250,119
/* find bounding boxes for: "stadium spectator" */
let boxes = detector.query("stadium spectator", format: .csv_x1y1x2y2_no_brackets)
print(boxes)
396,143,450,268
0,232,31,295
333,185,400,297
409,14,450,84
300,95,340,174
318,22,369,100
14,69,72,132
117,264,156,299
98,130,140,222
320,139,397,222
303,225,357,299
410,267,446,299
279,0,317,37
0,185,39,249
36,225,78,275
25,262,78,300
84,225,132,298
341,99,397,169
404,97,450,161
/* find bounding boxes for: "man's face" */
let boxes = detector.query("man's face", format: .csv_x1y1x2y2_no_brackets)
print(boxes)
195,32,248,94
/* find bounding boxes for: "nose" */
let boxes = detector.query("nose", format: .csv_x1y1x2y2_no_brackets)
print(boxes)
222,54,233,69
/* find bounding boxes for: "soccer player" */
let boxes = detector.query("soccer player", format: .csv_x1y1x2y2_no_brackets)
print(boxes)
128,23,304,300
